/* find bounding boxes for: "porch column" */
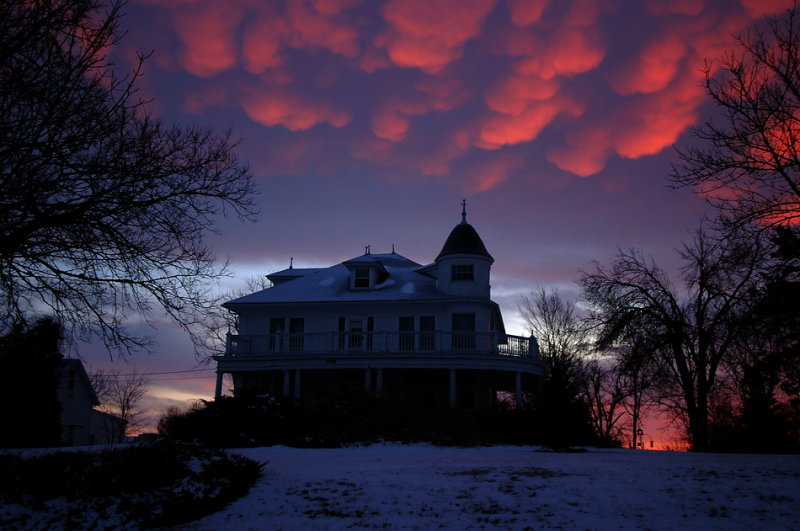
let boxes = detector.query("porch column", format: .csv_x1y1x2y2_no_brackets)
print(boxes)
214,372,223,399
364,368,372,394
515,371,522,410
283,370,291,397
376,368,383,399
449,369,456,409
293,369,302,400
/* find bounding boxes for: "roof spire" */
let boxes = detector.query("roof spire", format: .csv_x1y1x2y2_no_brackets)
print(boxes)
461,199,467,224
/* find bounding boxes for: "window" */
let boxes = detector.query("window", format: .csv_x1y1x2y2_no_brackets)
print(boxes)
289,318,304,351
452,313,475,350
399,316,414,350
451,264,474,281
354,267,371,288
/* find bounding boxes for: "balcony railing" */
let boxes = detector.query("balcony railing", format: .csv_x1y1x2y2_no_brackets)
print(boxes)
225,331,536,359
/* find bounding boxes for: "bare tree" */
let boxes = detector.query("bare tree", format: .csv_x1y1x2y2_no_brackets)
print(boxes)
579,225,769,451
194,275,272,361
582,355,627,446
518,288,593,448
91,368,151,442
519,287,589,368
609,333,665,449
0,0,257,355
671,5,800,226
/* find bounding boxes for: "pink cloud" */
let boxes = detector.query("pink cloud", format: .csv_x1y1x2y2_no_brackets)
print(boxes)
172,3,243,77
485,75,560,116
372,108,411,141
739,0,795,18
667,0,707,16
284,1,360,58
610,34,688,95
371,76,469,141
242,16,287,74
548,73,704,176
461,153,524,193
507,0,550,26
311,0,362,16
241,88,351,131
514,29,604,79
547,128,612,177
376,0,497,73
478,98,582,149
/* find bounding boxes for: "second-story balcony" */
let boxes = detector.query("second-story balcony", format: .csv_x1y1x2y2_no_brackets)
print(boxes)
224,330,538,359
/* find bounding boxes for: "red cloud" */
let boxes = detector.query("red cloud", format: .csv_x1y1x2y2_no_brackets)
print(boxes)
172,3,243,77
514,29,604,79
485,75,560,116
478,98,582,149
311,0,362,16
507,0,550,26
548,74,703,176
376,0,497,73
461,153,524,193
241,88,351,131
610,34,688,95
739,0,795,18
242,16,287,74
547,128,611,177
371,76,469,141
284,1,360,58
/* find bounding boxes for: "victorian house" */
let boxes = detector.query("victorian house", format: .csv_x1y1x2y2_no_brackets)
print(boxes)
214,206,543,410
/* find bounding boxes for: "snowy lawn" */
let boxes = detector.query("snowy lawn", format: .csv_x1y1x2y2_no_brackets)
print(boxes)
184,444,800,530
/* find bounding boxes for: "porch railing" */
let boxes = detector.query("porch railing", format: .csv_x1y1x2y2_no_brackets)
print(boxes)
226,331,537,359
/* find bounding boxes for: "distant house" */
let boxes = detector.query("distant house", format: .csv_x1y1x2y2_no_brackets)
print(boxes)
214,206,543,411
56,359,122,445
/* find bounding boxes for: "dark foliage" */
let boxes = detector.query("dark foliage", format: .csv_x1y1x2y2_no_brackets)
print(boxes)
0,439,262,528
0,317,63,448
717,225,800,453
158,393,549,448
531,361,597,450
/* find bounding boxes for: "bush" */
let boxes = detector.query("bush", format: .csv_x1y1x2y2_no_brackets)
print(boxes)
158,393,549,448
0,439,262,529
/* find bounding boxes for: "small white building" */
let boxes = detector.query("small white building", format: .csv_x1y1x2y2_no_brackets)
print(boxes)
214,206,543,410
57,359,122,445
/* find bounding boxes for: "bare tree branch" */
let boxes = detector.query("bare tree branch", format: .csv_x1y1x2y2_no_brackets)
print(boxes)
0,1,258,356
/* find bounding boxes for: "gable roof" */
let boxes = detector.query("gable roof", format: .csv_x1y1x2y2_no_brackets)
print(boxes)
58,359,100,406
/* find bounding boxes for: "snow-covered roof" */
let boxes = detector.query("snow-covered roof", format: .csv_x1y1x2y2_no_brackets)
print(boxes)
225,253,450,306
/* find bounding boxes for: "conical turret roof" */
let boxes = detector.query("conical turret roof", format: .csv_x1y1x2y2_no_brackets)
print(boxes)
436,203,493,262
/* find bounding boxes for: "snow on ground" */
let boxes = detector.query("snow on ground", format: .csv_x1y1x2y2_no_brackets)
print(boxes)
183,444,800,530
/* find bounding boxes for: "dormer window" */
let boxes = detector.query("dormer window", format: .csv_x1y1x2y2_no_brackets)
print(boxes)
354,267,371,288
451,264,474,282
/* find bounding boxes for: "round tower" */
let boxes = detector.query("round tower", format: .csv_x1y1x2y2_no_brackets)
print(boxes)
435,201,493,298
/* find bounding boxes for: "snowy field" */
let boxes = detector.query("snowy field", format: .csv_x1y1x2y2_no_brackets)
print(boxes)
184,444,800,530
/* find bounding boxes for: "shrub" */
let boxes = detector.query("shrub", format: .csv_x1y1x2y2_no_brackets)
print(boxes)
0,439,262,529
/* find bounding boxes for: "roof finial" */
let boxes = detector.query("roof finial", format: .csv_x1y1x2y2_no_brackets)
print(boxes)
461,199,467,224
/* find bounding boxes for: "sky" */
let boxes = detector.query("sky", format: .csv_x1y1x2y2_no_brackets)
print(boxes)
79,0,795,429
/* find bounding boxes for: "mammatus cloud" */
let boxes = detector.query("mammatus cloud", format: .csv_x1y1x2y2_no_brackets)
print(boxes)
375,0,497,73
507,0,550,27
241,87,351,131
127,0,798,192
172,3,243,77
